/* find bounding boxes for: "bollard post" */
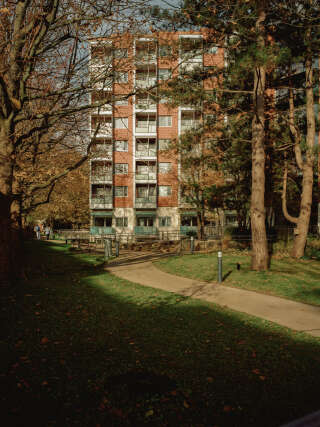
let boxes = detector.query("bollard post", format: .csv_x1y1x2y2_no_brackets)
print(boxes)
190,236,194,254
218,251,222,283
115,240,119,257
104,239,109,260
107,239,112,257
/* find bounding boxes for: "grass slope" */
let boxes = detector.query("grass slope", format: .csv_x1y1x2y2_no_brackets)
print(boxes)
1,241,320,426
155,253,320,306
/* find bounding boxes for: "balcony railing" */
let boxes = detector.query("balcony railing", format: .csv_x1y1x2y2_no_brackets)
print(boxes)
180,225,198,235
92,79,113,91
136,123,156,134
136,99,157,110
90,147,113,159
135,172,157,181
90,226,115,235
92,104,112,114
181,121,201,131
180,52,203,62
135,196,157,208
134,226,158,235
90,196,113,209
135,78,157,88
91,173,113,183
135,149,157,158
91,123,112,137
135,53,157,63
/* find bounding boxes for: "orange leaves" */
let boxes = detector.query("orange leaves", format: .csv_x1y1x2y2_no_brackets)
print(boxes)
40,337,49,344
252,368,266,381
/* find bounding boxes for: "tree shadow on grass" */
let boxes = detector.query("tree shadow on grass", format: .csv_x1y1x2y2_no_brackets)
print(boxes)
2,241,320,427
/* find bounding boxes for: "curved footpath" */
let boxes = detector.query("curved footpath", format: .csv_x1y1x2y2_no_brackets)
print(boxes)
107,252,320,338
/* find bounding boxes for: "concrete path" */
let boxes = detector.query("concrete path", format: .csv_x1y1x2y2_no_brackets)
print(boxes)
107,253,320,338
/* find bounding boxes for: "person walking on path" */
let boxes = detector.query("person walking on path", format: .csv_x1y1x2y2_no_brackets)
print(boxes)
45,225,51,240
34,224,41,240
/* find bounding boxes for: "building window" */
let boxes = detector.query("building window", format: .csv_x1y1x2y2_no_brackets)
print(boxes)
159,45,172,57
94,216,112,227
181,215,197,226
114,48,128,58
115,217,128,227
159,185,172,196
114,140,128,151
158,68,172,80
158,162,172,173
114,117,128,129
159,216,171,227
115,163,128,174
114,71,128,83
158,139,171,150
158,116,172,127
114,186,128,197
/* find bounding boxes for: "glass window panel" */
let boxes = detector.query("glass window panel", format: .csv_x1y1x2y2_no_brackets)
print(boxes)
115,163,128,174
158,116,172,127
159,185,172,196
159,162,171,173
158,139,171,150
114,117,128,129
114,186,128,197
114,140,128,151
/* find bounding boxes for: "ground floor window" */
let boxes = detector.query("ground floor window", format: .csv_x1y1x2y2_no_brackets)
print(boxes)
115,217,128,227
181,216,197,226
159,216,171,227
137,217,154,227
94,217,112,227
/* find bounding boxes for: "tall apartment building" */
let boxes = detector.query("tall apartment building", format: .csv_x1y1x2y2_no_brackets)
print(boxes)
89,31,224,236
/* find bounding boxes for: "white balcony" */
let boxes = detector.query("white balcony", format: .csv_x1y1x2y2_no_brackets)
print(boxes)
135,122,156,134
135,78,157,88
181,120,201,132
135,148,157,159
135,53,157,63
135,196,157,209
92,104,112,114
135,172,157,182
91,173,113,184
92,78,113,91
90,196,113,209
90,146,112,160
91,123,112,137
135,99,157,111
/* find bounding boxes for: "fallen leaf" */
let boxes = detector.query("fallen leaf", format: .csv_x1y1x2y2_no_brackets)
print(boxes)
145,409,154,417
41,337,49,344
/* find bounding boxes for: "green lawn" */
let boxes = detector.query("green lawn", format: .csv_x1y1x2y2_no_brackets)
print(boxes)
1,241,320,426
154,252,320,306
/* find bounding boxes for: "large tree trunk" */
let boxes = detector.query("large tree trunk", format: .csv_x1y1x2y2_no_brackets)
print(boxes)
250,2,269,270
291,56,315,258
0,122,18,285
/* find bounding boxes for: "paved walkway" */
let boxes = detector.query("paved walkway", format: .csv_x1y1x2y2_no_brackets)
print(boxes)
107,251,320,338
